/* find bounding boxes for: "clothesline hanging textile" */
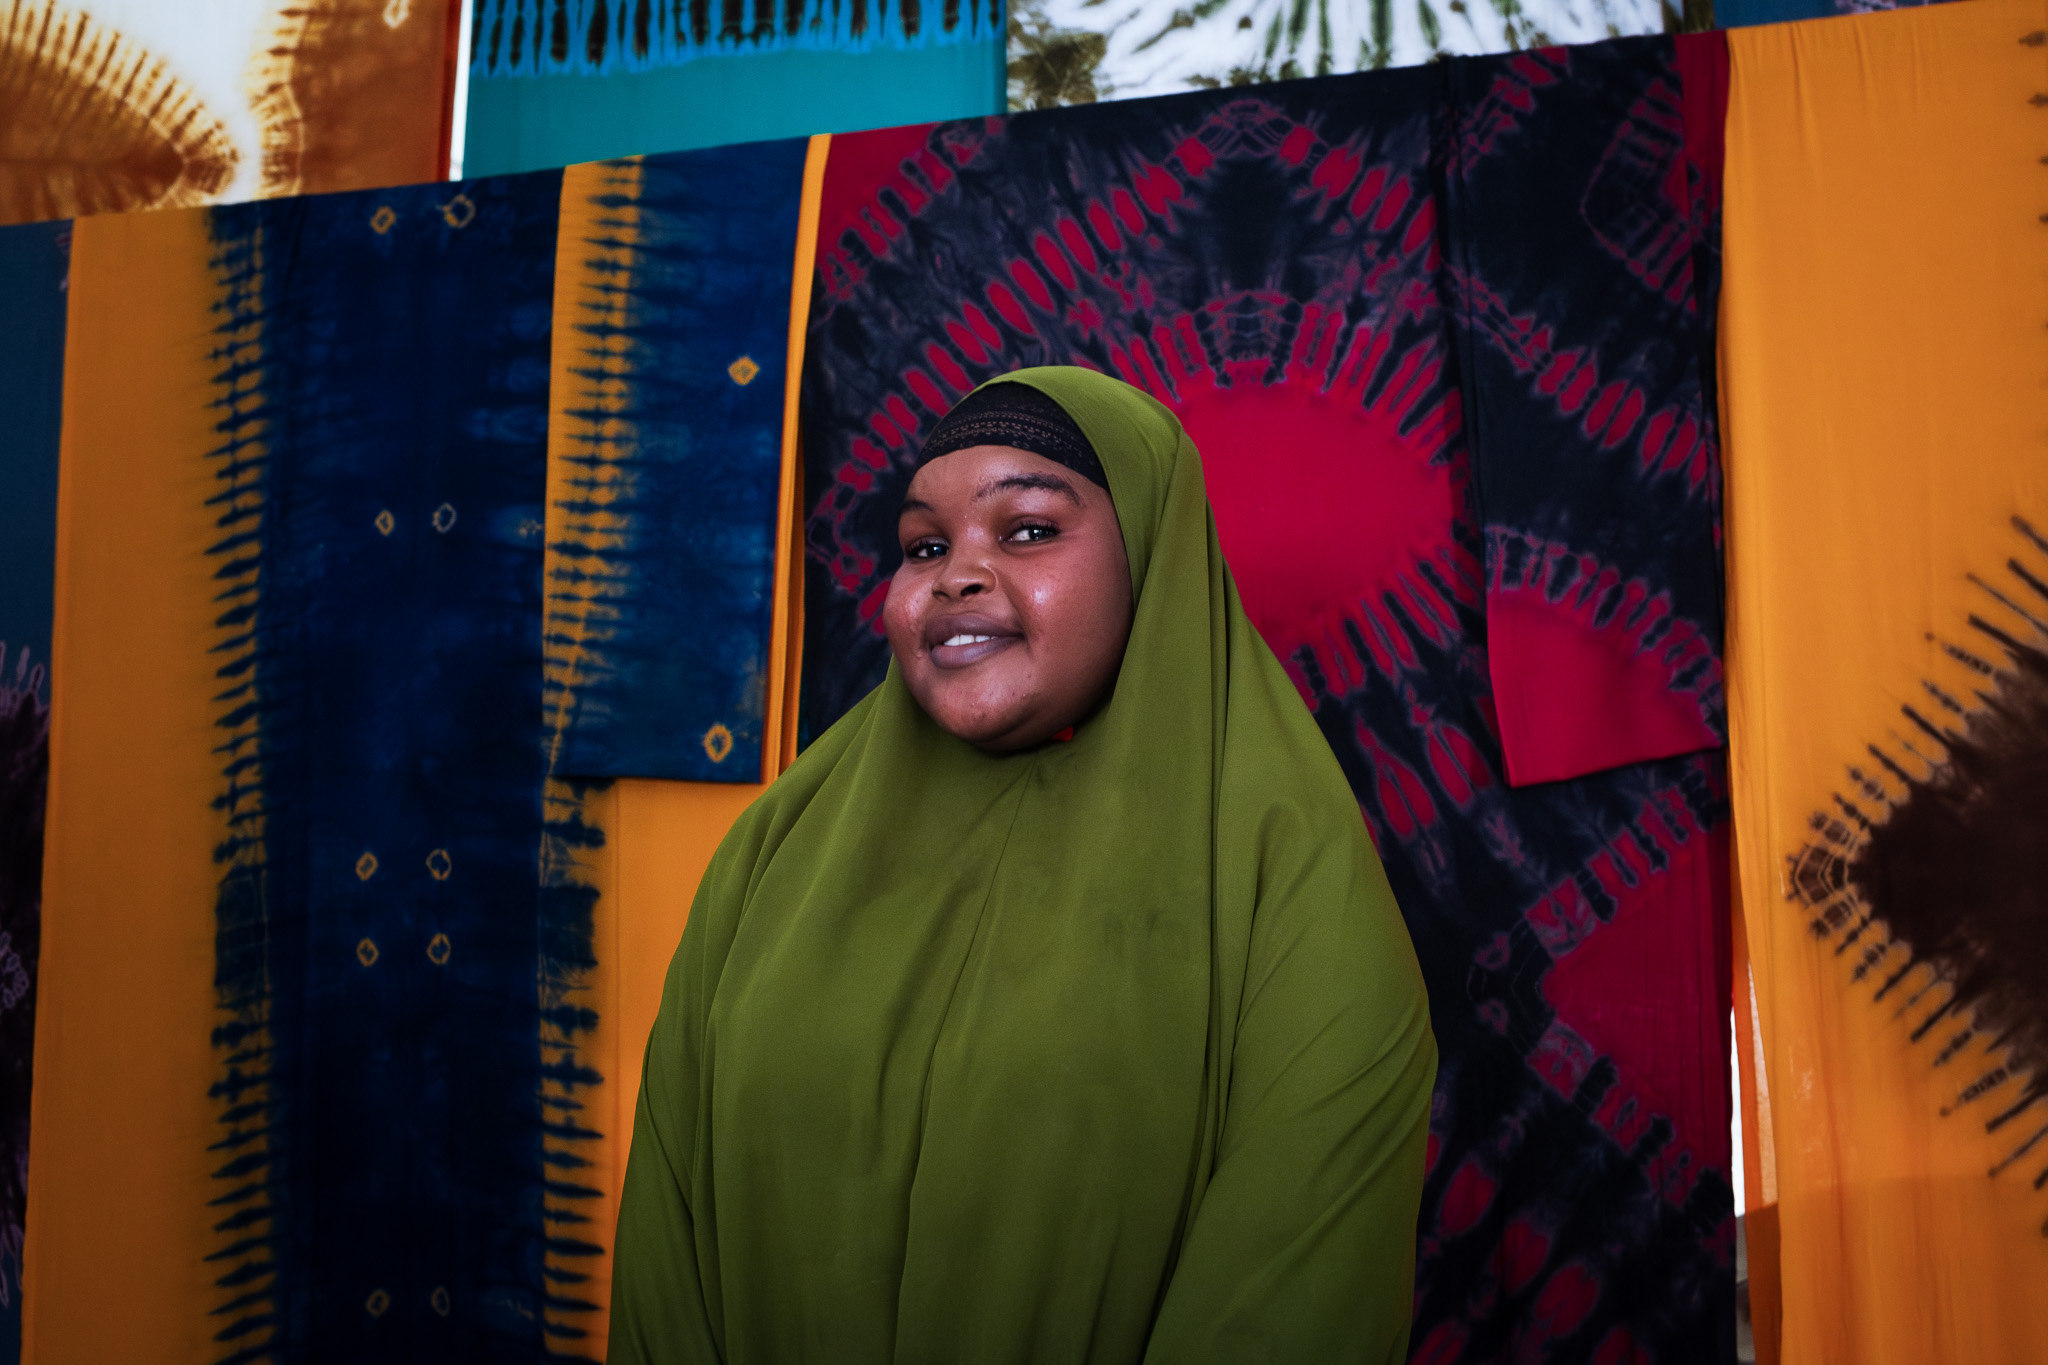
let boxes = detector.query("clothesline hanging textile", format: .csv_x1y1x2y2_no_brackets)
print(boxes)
543,141,809,782
800,38,1734,1362
1007,0,1670,110
26,141,816,1361
473,0,990,69
462,0,1003,174
1721,0,2048,1359
0,0,460,228
0,218,67,1365
1005,0,1961,115
1448,39,1729,785
34,169,574,1363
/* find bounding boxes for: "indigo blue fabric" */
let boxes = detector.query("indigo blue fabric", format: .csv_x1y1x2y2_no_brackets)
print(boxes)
0,217,67,1365
546,143,807,782
463,0,1003,176
202,172,590,1360
801,49,1733,1363
0,221,65,698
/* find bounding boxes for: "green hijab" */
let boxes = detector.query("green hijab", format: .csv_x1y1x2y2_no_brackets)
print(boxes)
609,367,1435,1363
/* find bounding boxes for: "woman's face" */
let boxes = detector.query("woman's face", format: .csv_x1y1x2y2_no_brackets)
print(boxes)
885,444,1133,751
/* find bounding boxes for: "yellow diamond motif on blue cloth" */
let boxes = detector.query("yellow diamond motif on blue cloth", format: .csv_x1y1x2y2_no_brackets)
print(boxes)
727,355,760,386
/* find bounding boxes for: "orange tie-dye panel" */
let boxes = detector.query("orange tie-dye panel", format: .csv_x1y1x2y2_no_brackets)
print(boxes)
0,0,457,229
1722,0,2048,1360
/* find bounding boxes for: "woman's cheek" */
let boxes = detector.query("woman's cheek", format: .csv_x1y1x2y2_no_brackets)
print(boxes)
1017,569,1067,635
881,570,920,654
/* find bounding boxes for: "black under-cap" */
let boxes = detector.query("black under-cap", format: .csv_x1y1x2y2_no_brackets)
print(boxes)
916,382,1109,490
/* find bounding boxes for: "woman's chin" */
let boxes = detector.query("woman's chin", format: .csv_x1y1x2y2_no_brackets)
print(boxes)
941,712,1034,750
927,698,1049,751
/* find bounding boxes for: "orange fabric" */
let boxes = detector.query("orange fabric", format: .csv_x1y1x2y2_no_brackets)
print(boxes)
535,775,771,1353
534,135,827,1346
771,134,828,778
1723,2,2048,1360
0,0,456,227
25,205,231,1363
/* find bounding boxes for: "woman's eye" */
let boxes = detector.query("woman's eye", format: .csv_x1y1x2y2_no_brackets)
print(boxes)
906,540,947,560
1008,522,1058,544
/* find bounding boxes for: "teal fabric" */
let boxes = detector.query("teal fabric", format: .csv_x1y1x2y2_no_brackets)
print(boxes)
0,220,66,690
609,367,1435,1362
463,41,1004,177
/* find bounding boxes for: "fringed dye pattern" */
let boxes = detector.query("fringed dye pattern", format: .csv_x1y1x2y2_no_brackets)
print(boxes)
535,775,609,1356
802,44,1733,1362
200,170,576,1361
473,0,1001,75
544,145,808,782
0,0,454,228
1786,517,2048,1225
0,2,236,224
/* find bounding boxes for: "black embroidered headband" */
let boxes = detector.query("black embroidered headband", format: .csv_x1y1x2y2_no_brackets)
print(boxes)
916,382,1109,489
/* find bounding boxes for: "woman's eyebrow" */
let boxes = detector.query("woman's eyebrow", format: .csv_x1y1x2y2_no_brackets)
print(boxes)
975,472,1080,505
898,497,935,515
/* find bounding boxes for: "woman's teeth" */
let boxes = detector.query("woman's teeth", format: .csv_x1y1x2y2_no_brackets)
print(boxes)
942,634,997,647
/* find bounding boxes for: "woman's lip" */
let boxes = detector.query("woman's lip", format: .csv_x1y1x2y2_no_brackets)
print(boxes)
929,634,1019,669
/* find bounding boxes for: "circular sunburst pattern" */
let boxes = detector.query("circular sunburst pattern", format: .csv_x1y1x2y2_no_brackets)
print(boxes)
0,0,238,224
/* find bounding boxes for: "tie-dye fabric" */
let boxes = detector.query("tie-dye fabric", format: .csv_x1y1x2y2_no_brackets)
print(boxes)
28,142,814,1360
802,44,1732,1362
1447,38,1728,785
199,172,571,1357
0,0,458,228
463,0,1002,175
0,218,66,1365
1723,1,2048,1360
1006,0,1670,109
544,143,808,782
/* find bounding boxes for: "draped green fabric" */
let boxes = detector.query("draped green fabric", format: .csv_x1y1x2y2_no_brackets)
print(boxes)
608,367,1436,1363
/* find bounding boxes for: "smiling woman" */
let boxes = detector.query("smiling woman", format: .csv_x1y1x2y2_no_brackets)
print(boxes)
887,382,1133,749
609,366,1436,1363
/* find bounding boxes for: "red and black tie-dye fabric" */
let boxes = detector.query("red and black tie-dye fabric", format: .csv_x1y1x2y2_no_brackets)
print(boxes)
1449,36,1730,787
800,40,1731,1363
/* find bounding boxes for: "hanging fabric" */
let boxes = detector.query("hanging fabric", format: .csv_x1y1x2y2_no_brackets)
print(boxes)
1448,37,1730,785
543,142,809,782
0,0,460,228
1721,0,2048,1359
461,0,1003,175
0,218,67,1365
26,139,819,1360
800,40,1734,1361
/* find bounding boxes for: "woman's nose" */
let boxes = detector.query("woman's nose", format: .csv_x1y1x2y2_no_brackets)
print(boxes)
937,552,993,598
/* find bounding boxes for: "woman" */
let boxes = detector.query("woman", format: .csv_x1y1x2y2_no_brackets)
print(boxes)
609,367,1436,1363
